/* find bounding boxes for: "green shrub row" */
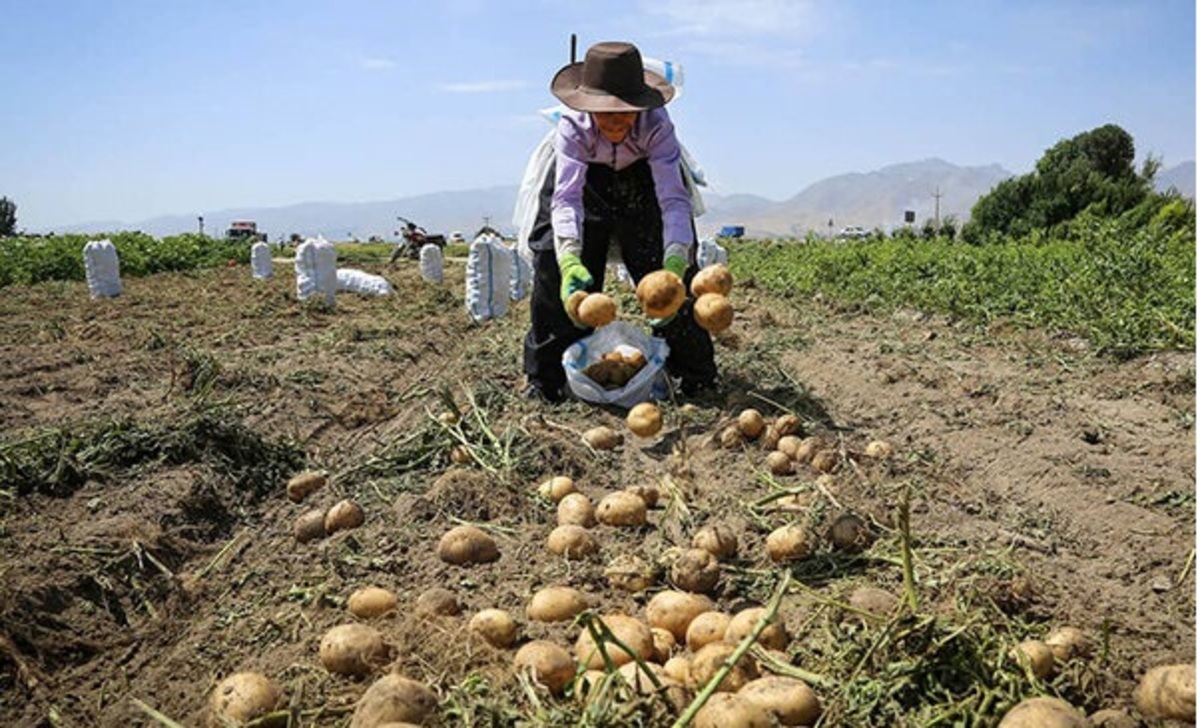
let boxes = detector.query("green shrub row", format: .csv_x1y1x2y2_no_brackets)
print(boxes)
0,232,252,288
731,216,1195,358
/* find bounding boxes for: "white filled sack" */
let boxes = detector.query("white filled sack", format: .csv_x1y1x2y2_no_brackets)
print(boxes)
250,241,273,279
83,239,122,298
419,243,444,283
294,236,337,306
336,268,392,297
697,237,728,269
465,238,512,323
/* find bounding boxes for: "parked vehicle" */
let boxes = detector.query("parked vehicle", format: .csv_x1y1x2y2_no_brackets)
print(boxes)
390,217,447,262
227,220,268,242
837,226,872,240
718,225,745,239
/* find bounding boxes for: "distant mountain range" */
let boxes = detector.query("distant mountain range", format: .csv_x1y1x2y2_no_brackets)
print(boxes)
50,158,1194,240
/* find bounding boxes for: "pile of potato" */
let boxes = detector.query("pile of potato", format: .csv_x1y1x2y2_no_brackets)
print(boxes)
583,348,648,390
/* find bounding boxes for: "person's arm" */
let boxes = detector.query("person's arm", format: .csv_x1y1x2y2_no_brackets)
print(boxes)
549,117,593,322
645,109,694,276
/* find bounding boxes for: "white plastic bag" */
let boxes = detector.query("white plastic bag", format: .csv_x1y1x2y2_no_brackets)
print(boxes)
563,321,670,409
465,239,512,322
419,243,444,284
294,236,337,306
697,237,728,269
83,239,122,298
250,241,273,279
336,268,392,296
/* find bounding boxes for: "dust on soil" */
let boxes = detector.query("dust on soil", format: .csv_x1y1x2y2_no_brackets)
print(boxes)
0,258,1193,727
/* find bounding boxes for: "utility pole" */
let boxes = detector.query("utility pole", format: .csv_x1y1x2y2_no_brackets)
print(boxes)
932,188,943,228
198,216,204,236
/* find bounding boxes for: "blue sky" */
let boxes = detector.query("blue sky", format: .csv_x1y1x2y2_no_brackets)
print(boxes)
1,0,1194,231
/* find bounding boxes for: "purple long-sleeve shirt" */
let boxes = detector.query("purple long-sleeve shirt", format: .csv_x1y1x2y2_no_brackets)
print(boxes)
550,108,694,251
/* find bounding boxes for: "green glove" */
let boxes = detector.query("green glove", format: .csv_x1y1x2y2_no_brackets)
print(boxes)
558,253,593,321
664,253,687,280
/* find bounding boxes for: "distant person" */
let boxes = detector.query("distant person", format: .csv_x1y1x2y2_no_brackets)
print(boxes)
521,40,716,403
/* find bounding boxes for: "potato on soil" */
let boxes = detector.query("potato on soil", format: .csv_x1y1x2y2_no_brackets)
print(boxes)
664,655,691,684
209,672,284,727
294,508,327,543
636,269,686,319
690,642,759,692
578,292,617,328
546,524,598,558
537,475,576,502
725,607,789,651
719,425,744,449
627,402,663,438
437,524,500,565
1044,626,1092,662
582,425,623,450
685,611,732,652
286,470,326,503
349,674,437,728
864,439,894,459
809,449,840,473
319,623,390,677
557,493,596,527
414,587,460,617
737,409,765,439
777,435,803,460
826,513,874,552
646,590,715,641
514,641,575,695
605,554,659,592
575,613,656,669
625,483,659,508
1134,663,1195,721
760,425,781,450
469,609,518,648
997,696,1087,728
566,290,589,322
792,437,821,463
774,413,802,437
694,693,774,728
738,675,821,726
347,586,398,619
847,586,900,618
596,491,648,527
766,451,793,475
527,586,589,623
1009,639,1055,680
692,523,738,560
325,499,365,534
691,263,733,297
670,548,721,594
449,445,472,464
694,293,734,333
766,524,814,563
651,627,676,662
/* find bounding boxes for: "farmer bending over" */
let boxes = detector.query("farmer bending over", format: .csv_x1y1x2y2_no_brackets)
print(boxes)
522,40,717,403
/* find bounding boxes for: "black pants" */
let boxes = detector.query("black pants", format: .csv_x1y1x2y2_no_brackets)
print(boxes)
522,158,717,397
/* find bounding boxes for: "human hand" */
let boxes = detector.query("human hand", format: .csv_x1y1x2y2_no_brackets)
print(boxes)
663,253,687,280
558,253,593,324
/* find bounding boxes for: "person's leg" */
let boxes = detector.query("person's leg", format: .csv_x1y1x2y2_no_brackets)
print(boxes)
612,161,717,392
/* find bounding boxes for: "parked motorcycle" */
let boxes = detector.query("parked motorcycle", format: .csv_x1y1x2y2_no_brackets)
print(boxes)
390,217,447,262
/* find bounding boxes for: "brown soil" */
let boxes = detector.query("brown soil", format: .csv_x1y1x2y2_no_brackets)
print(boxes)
0,260,1193,727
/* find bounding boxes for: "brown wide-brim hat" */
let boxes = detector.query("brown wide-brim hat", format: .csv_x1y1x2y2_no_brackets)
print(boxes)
551,41,674,113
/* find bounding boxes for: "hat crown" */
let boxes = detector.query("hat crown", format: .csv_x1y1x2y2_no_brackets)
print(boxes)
580,42,645,98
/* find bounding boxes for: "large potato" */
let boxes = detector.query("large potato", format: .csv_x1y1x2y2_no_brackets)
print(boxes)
469,609,518,648
997,696,1087,728
1009,640,1054,680
694,293,734,334
208,672,283,727
537,475,577,502
437,524,499,565
286,471,326,503
349,674,437,728
766,525,814,563
596,491,647,527
690,263,733,297
669,548,721,595
557,493,596,528
692,523,738,560
738,675,820,726
347,586,398,619
685,611,732,652
693,693,774,728
527,586,589,623
1134,663,1195,721
319,623,390,677
578,293,617,328
514,641,576,694
646,590,715,641
546,524,598,559
636,269,686,319
574,613,655,669
725,607,789,651
325,499,365,534
689,642,759,693
627,402,664,438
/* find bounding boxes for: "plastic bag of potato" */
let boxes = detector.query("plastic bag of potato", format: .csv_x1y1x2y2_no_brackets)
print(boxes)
563,321,669,408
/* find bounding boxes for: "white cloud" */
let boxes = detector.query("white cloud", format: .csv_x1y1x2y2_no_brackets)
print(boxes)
360,57,397,71
439,80,530,93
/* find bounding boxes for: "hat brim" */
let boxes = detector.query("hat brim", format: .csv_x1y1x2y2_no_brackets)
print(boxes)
550,63,675,112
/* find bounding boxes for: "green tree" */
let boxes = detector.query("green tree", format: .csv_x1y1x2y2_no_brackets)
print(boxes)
0,197,15,236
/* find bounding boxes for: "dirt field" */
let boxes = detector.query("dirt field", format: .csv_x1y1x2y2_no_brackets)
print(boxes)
0,258,1193,727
